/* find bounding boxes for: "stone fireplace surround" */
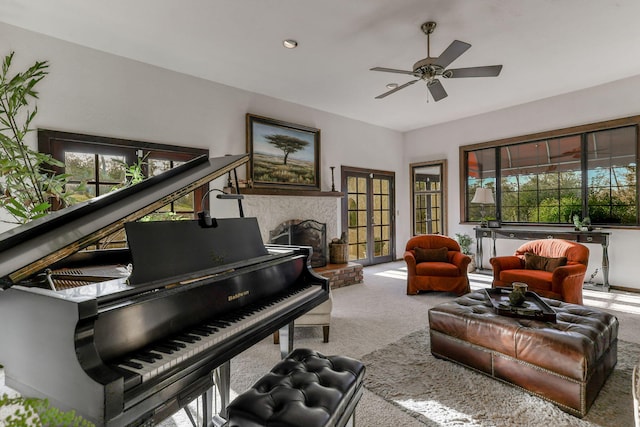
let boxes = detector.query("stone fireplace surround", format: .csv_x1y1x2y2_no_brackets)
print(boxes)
241,193,340,263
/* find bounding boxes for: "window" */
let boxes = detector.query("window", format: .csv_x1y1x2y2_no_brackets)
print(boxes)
38,129,209,247
411,160,446,235
461,116,639,227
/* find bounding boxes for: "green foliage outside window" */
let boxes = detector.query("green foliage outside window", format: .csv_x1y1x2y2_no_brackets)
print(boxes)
466,124,637,226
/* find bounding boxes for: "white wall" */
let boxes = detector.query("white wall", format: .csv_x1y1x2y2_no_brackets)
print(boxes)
0,23,403,242
6,21,640,289
404,74,640,290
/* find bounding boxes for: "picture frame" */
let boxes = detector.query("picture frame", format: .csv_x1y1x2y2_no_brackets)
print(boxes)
246,114,320,190
487,220,501,228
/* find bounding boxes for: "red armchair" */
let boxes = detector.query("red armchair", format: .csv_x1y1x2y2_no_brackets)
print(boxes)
490,239,589,304
404,235,471,296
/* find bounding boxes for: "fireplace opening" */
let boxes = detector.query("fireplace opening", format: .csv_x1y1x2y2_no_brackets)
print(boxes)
269,219,327,268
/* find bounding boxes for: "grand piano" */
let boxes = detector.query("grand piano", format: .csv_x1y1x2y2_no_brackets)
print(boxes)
0,154,329,426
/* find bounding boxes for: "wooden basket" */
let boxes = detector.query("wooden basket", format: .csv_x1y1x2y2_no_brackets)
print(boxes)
329,243,348,264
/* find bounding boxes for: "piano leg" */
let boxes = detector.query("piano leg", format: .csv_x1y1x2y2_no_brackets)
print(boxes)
211,361,231,427
202,387,214,427
179,373,215,427
278,322,295,359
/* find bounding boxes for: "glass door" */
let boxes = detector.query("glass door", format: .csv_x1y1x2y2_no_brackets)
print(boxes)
411,160,447,235
342,167,395,266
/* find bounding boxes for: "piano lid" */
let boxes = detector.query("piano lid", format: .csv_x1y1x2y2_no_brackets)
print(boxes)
0,153,249,284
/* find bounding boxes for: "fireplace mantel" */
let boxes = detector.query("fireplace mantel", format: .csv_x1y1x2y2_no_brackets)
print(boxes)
239,188,344,197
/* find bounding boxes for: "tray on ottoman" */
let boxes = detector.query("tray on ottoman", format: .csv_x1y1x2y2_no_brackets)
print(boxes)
484,288,557,322
428,290,619,417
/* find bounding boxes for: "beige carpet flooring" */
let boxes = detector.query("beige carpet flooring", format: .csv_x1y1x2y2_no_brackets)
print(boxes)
217,262,640,427
2,261,640,426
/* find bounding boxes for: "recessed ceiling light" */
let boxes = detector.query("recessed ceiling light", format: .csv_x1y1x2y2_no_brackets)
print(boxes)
386,83,398,90
283,39,298,49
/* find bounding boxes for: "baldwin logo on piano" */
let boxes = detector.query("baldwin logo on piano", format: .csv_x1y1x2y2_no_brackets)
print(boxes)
228,290,249,302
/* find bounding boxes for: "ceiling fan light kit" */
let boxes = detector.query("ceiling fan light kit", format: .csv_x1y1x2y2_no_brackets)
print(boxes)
283,39,298,49
371,21,503,102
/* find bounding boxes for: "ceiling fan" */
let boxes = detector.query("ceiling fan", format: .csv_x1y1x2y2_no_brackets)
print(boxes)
370,21,503,102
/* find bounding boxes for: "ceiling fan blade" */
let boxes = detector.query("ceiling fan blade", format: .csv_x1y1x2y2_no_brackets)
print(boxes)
370,67,416,76
443,65,503,78
374,80,419,99
434,40,471,69
427,79,448,102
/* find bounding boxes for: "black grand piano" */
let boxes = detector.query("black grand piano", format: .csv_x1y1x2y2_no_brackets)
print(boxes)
0,154,329,426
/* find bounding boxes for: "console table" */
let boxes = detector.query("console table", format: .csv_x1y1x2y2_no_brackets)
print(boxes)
474,227,610,290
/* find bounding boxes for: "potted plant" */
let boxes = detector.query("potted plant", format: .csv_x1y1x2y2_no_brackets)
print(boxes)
0,51,80,225
454,233,476,272
572,214,593,231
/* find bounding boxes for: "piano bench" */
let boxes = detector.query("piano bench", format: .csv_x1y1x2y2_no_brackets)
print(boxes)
225,348,365,427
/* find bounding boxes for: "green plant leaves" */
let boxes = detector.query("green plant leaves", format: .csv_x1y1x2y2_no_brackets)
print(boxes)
0,394,94,426
0,51,80,225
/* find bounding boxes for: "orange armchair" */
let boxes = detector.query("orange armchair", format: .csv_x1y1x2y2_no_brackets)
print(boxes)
490,239,589,304
404,235,471,296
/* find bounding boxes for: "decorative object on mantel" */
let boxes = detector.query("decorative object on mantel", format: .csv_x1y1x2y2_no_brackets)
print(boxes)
471,187,495,227
329,232,348,264
330,166,336,192
573,214,593,231
246,113,320,190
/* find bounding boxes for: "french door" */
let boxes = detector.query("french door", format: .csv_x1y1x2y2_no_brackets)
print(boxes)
341,167,395,266
411,160,447,235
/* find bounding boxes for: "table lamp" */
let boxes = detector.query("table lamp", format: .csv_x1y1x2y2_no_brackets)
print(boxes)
471,187,495,226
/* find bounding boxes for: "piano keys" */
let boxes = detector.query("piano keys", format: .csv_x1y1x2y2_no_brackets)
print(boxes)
0,154,329,426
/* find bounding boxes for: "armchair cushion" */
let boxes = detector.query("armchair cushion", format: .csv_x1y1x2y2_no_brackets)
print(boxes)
414,246,448,263
524,252,567,272
416,262,461,277
499,269,553,292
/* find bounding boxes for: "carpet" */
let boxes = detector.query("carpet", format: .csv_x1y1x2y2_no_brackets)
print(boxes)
361,329,636,427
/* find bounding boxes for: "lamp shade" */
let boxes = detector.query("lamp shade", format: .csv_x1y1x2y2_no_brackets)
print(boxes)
471,187,495,204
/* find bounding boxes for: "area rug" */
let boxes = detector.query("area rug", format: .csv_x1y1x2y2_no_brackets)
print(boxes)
361,329,636,427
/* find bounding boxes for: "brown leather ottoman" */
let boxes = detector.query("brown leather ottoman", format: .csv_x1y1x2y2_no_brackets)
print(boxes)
428,290,618,417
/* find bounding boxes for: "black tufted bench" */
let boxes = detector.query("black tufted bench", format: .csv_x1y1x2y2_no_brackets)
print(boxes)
429,290,618,417
225,349,365,427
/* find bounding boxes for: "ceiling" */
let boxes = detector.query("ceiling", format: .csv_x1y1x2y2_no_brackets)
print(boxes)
2,0,640,132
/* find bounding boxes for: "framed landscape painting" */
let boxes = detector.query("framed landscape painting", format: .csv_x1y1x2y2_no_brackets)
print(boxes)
246,114,320,190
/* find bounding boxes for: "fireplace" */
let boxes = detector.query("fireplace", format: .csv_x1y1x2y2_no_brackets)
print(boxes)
269,219,327,268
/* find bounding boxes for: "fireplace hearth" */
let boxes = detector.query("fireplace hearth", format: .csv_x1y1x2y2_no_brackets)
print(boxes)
269,219,327,267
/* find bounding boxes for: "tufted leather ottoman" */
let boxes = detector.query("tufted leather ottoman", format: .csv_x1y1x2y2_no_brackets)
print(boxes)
428,290,618,417
226,349,365,427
